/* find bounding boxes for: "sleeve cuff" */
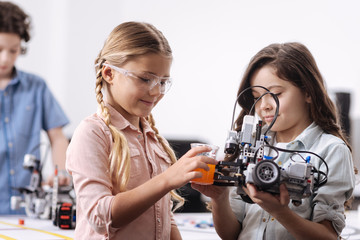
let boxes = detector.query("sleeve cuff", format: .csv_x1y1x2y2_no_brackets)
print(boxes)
312,202,346,235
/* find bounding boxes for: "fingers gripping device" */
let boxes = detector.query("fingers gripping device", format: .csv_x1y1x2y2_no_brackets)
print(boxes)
211,86,327,204
214,115,314,204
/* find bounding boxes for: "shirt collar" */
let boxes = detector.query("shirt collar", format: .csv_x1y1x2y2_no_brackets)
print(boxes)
266,122,323,149
6,67,21,87
97,102,158,141
293,122,323,149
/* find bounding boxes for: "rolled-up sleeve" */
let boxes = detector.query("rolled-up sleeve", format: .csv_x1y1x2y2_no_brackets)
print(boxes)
312,142,355,234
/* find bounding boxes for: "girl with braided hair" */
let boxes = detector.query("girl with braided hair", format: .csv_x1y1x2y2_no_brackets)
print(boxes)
66,21,217,239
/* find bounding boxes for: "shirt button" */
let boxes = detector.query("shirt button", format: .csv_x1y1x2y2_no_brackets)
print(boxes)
157,218,160,223
4,117,9,123
137,135,141,139
10,169,15,175
262,218,266,222
8,142,13,148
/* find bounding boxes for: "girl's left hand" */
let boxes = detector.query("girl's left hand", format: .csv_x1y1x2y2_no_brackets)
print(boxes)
243,183,290,214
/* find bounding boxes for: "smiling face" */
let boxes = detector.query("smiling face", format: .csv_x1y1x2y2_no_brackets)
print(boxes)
250,65,312,143
102,53,172,128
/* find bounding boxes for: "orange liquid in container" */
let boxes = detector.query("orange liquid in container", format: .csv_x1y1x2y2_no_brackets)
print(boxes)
191,164,216,185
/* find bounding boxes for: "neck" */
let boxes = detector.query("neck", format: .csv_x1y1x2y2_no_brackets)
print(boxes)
0,69,14,90
0,78,11,90
275,121,312,143
105,101,141,130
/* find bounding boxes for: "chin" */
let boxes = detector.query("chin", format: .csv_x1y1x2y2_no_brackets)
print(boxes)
266,123,281,132
138,111,152,118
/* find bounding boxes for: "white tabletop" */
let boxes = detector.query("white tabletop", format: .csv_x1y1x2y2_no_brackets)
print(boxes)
0,216,73,239
0,210,359,240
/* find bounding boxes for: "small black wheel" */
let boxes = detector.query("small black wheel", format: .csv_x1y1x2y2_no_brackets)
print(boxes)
252,160,280,189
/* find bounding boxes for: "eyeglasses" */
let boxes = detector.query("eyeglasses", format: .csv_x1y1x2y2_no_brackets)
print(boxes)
103,63,172,94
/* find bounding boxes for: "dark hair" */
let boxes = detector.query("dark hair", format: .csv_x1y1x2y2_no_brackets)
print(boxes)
235,42,351,151
0,1,31,53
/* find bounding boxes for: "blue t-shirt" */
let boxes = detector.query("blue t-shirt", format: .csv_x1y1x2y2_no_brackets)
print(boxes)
0,69,69,214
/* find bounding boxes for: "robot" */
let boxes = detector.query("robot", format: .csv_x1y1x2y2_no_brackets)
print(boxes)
11,154,76,229
213,86,328,204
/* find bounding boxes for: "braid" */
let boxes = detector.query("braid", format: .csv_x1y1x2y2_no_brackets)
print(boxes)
108,124,131,192
146,114,185,211
95,59,131,192
95,59,106,113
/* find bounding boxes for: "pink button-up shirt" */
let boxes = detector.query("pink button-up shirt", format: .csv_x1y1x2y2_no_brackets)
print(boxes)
66,104,176,239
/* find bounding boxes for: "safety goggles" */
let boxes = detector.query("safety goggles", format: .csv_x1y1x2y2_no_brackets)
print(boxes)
103,63,172,94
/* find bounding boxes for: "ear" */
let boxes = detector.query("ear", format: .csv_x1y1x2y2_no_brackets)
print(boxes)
102,66,114,85
305,92,312,103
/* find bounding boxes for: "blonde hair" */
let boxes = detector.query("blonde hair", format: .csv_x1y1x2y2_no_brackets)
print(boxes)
94,21,184,209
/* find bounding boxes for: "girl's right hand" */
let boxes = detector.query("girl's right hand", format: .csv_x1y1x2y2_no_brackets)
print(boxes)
163,145,218,190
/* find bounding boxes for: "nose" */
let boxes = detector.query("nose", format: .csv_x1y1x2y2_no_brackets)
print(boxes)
258,94,274,111
149,81,162,96
0,50,12,64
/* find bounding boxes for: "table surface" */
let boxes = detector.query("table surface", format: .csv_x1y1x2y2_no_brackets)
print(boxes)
0,210,359,240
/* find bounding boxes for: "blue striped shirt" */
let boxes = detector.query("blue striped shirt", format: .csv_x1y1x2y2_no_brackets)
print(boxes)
230,122,355,239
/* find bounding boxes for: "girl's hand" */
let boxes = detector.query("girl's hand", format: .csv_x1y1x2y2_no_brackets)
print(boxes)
243,183,290,215
163,145,218,190
191,183,228,201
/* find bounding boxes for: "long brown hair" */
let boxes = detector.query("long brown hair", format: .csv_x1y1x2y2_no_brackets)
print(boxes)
234,42,357,209
235,42,351,151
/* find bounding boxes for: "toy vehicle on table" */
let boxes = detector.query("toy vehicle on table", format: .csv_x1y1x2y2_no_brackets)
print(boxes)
11,154,76,229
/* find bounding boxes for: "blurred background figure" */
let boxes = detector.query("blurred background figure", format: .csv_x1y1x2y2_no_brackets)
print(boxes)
0,1,70,215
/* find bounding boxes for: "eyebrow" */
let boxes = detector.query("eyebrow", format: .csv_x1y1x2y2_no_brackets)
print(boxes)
0,44,20,49
252,85,284,93
139,70,171,78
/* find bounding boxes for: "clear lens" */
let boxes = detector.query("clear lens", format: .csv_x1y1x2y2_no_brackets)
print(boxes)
127,71,172,94
103,64,172,94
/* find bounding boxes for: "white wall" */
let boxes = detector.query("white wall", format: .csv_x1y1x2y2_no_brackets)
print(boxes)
10,0,360,167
